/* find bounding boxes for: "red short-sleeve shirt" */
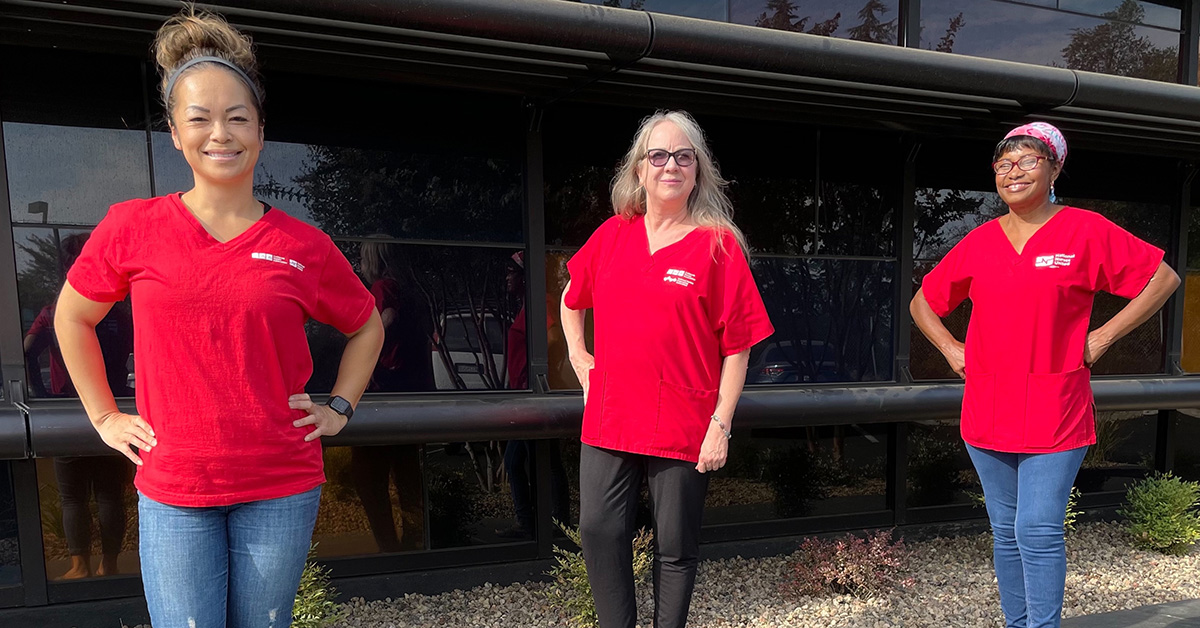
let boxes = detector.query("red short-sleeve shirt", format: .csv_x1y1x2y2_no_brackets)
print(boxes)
565,214,774,462
921,207,1163,453
68,194,375,507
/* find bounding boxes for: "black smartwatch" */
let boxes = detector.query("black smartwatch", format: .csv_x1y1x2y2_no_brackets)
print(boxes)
326,395,354,421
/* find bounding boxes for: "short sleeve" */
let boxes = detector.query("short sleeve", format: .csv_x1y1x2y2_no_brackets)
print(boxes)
1090,215,1164,299
66,207,131,302
564,218,616,311
920,235,974,317
714,234,774,356
313,239,375,334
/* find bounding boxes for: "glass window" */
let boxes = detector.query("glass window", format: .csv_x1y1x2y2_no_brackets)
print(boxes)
5,123,151,227
1076,410,1157,494
704,424,888,524
906,420,980,508
14,227,136,399
1182,205,1200,372
423,442,520,549
0,463,17,586
733,0,900,43
1174,409,1200,482
307,242,528,394
921,0,1180,83
36,456,139,580
313,445,428,556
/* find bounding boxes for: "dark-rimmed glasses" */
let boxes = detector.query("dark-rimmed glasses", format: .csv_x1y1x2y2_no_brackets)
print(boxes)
646,148,696,167
993,154,1049,175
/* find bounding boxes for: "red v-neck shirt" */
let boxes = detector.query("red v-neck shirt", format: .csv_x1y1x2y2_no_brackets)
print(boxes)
921,206,1163,453
68,194,374,506
565,215,774,462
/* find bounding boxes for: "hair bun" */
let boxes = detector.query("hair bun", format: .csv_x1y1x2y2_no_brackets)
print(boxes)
153,6,263,119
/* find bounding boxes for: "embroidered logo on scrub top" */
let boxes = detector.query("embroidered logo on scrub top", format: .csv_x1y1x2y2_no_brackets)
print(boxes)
664,268,697,287
1034,253,1075,269
251,251,306,271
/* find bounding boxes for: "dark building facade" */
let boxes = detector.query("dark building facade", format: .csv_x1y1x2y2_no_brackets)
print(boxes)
1,0,1200,619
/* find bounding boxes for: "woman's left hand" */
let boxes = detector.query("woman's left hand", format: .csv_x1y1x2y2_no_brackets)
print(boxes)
696,420,729,473
289,393,349,442
1084,330,1111,367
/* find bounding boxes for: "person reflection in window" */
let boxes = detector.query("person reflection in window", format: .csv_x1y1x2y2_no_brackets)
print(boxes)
23,233,132,579
349,238,430,553
497,252,570,539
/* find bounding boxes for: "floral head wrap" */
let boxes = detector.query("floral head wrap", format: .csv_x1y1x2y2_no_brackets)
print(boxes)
1003,122,1067,164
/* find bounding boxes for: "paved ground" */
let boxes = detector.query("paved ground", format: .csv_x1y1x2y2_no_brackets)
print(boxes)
1063,600,1200,628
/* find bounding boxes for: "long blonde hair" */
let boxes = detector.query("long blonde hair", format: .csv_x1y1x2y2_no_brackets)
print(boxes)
610,110,748,256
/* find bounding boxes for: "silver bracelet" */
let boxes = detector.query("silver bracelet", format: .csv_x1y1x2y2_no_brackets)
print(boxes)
710,414,731,440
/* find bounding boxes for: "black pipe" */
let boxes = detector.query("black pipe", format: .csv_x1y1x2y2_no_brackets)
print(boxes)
0,407,27,459
20,376,1200,459
8,0,1200,123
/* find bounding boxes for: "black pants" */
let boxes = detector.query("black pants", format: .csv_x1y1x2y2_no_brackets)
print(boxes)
578,444,709,628
54,456,127,557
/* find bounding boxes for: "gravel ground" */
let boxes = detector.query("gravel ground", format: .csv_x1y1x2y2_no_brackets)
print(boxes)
332,521,1200,628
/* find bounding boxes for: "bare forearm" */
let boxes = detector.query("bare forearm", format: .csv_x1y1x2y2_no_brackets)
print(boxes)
330,310,384,407
713,350,750,426
55,317,119,424
560,281,588,356
1093,261,1181,346
910,289,960,354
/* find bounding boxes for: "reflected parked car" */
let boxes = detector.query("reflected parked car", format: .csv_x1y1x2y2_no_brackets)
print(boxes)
746,340,838,384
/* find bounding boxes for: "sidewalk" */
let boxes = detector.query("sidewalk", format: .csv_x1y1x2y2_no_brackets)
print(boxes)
1064,600,1200,627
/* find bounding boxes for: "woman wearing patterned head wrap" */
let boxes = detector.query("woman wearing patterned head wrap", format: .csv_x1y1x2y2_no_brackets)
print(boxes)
910,122,1179,628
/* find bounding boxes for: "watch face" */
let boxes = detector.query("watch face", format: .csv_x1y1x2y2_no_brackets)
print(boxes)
329,396,351,416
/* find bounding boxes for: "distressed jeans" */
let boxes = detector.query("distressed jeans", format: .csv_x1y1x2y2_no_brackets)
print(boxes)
966,443,1087,628
138,485,321,628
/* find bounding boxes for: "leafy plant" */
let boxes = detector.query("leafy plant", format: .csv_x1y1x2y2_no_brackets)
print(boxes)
292,545,345,628
1119,472,1200,556
783,530,913,598
547,521,654,628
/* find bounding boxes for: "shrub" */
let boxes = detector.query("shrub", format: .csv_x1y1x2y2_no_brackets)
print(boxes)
784,530,912,598
547,521,654,628
292,545,346,628
1119,472,1200,556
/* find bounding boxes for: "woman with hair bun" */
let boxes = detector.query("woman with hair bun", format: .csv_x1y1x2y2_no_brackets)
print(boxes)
53,7,383,626
562,110,773,628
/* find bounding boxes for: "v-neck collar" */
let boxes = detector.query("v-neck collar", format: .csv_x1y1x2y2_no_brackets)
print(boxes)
993,206,1072,259
170,192,277,251
637,213,703,261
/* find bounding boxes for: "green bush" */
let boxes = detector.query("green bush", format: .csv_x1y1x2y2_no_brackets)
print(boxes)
292,545,345,628
547,521,654,628
1119,472,1200,556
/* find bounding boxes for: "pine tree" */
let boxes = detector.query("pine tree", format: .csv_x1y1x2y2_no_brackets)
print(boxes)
847,0,896,44
756,0,802,31
1062,0,1176,81
934,12,964,53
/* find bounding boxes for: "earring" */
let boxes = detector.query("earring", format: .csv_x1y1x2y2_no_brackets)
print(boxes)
1049,184,1057,204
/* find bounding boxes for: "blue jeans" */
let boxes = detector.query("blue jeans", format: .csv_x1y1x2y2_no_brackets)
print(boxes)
138,486,322,628
966,443,1087,628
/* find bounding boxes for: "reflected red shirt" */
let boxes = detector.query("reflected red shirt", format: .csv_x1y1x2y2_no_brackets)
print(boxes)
68,194,374,507
921,207,1163,453
565,215,774,462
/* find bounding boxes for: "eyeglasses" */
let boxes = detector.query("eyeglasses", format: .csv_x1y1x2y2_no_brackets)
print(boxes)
993,154,1049,175
646,148,696,168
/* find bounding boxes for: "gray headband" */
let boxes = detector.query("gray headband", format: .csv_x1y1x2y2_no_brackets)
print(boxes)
164,55,262,115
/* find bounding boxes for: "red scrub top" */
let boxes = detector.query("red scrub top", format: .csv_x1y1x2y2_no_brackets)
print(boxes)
921,207,1163,453
564,215,774,462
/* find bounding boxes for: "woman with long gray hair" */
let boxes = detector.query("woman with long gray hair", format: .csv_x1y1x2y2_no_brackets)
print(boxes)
561,110,773,627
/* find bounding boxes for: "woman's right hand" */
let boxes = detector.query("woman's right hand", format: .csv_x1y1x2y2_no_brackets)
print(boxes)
93,411,156,466
940,340,967,378
569,350,596,403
